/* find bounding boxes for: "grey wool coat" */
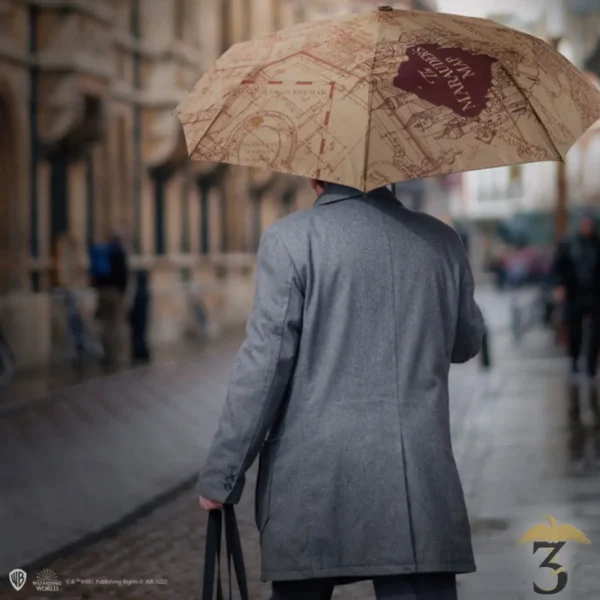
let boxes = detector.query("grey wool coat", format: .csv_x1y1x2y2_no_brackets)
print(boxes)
197,184,485,582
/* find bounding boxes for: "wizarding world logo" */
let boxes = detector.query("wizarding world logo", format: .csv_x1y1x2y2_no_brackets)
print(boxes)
519,515,591,595
33,568,61,592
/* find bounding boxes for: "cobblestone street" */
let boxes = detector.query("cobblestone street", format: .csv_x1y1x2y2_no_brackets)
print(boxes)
2,289,600,599
0,360,490,600
0,367,492,600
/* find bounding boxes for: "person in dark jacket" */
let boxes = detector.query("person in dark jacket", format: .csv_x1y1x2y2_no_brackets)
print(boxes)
130,270,151,363
553,215,600,376
552,214,600,421
93,233,129,368
93,236,128,294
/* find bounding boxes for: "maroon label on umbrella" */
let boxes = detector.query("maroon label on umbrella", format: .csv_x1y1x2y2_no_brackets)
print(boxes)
393,44,497,118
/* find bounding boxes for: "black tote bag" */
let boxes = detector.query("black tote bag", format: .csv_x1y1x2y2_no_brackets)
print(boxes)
202,505,249,600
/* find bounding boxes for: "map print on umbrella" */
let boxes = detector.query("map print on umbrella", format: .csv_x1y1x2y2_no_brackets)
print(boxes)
230,111,299,169
177,7,600,191
393,44,498,118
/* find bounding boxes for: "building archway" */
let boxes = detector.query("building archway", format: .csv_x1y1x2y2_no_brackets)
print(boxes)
0,94,17,295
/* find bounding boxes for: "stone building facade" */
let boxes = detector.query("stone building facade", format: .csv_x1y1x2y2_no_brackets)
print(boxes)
0,0,318,369
0,0,438,370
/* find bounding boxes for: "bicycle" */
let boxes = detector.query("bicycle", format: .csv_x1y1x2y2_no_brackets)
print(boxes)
54,288,104,367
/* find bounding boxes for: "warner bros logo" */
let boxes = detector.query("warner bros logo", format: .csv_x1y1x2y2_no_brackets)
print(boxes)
9,569,27,591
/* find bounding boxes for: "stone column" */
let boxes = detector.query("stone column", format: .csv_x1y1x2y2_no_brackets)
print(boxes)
250,188,262,251
222,167,250,253
225,0,250,44
250,0,275,37
140,0,173,45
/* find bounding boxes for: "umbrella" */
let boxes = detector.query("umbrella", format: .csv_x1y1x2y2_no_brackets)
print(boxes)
176,6,600,192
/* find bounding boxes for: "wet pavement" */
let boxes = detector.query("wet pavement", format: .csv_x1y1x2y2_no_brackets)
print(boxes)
0,333,246,576
1,287,599,599
0,334,239,405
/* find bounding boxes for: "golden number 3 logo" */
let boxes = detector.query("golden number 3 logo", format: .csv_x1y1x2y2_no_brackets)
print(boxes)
518,516,591,596
532,541,568,595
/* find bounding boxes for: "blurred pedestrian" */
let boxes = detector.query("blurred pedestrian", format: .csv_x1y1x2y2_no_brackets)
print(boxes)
130,270,151,364
197,181,484,599
89,231,129,369
552,214,600,381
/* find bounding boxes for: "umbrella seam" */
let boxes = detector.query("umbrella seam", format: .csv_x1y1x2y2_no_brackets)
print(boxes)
362,14,383,193
494,55,564,162
183,61,261,159
182,95,236,160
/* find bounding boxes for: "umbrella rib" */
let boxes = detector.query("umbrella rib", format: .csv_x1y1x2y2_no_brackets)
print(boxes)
185,65,264,160
186,100,233,160
362,17,384,193
495,57,565,162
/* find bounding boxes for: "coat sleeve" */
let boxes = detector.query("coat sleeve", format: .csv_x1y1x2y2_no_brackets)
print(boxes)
197,227,304,503
451,242,485,364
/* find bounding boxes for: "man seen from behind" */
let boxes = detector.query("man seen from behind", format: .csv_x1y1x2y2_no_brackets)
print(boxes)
198,180,485,599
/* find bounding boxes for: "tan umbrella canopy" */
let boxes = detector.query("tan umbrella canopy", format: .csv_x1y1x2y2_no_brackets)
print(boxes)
176,6,600,192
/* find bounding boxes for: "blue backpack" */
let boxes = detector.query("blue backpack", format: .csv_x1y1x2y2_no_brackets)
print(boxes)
89,244,112,279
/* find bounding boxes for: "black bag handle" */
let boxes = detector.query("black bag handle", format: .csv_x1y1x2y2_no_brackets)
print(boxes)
203,509,224,600
203,506,249,600
224,505,249,600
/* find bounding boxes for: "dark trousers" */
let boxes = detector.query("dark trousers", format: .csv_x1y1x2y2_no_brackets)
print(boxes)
130,297,150,362
271,573,457,600
567,301,600,376
131,323,150,361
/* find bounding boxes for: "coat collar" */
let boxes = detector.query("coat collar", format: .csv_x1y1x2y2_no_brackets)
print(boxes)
314,183,400,207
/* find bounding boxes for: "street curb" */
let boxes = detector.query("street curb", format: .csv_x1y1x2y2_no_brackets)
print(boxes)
0,474,198,586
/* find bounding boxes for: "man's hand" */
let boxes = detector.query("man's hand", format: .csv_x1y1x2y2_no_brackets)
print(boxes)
199,496,223,511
